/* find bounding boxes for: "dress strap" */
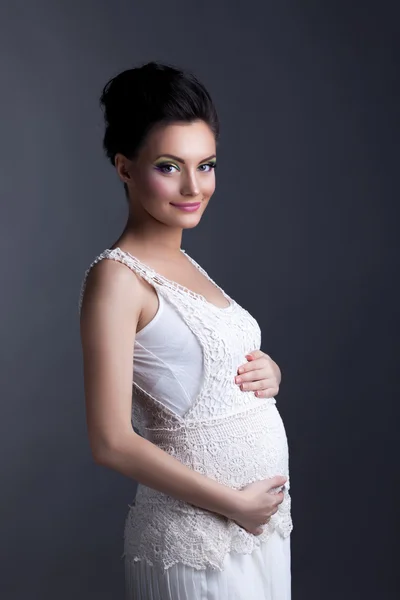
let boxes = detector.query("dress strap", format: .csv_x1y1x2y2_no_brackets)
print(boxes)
113,247,231,307
79,246,233,314
105,247,161,286
78,247,160,315
181,250,233,305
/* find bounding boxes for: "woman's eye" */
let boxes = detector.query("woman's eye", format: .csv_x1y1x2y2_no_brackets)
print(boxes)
156,163,179,174
155,162,216,174
199,162,217,172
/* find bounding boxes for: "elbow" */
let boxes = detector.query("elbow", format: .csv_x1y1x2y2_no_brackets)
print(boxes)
91,431,137,466
92,447,111,466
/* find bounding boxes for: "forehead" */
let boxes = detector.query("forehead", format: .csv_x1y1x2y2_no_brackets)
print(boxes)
142,120,216,159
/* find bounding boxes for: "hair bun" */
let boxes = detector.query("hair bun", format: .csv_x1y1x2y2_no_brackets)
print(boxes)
100,69,137,125
99,61,219,167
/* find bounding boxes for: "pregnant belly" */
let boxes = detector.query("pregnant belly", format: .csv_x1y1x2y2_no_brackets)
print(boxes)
201,402,289,488
127,401,293,570
147,400,290,489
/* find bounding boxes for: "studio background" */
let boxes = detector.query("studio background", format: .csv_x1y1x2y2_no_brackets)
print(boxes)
1,1,398,599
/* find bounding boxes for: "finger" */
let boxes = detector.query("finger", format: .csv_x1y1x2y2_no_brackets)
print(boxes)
266,475,287,490
238,377,277,391
246,351,272,366
245,350,265,361
239,379,273,392
245,525,263,536
274,493,285,507
263,516,272,524
237,358,265,375
235,369,269,384
254,387,279,398
237,368,268,381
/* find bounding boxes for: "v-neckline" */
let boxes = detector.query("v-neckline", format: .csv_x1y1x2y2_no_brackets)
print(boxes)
109,246,234,312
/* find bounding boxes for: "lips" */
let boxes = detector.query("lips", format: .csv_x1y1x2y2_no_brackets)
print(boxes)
170,202,201,207
170,202,202,212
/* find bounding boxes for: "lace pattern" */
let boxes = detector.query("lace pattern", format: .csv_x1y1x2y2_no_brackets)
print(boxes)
79,247,293,572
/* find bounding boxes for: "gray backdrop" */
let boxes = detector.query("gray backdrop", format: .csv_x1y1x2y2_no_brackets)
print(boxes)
1,1,398,599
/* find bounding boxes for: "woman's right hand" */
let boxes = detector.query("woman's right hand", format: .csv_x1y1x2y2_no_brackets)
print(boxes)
226,475,287,536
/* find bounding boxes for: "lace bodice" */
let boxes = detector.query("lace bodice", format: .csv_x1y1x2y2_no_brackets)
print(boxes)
79,247,293,572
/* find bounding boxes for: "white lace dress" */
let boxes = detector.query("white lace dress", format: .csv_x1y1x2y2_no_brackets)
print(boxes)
79,247,293,600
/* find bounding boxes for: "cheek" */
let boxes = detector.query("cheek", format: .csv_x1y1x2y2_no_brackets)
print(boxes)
198,176,216,202
145,171,177,198
203,176,216,196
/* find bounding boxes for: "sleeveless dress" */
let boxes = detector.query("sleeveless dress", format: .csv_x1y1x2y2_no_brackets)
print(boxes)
79,246,293,600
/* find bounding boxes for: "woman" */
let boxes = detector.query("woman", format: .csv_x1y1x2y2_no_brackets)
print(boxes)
79,61,292,600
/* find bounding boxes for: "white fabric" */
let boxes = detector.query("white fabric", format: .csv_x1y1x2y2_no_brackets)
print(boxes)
125,530,291,600
134,291,204,416
79,247,292,599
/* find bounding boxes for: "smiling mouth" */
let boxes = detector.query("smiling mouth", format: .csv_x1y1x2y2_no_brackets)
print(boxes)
170,202,202,207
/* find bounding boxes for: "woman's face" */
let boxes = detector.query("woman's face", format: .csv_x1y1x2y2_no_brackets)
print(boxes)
117,119,217,229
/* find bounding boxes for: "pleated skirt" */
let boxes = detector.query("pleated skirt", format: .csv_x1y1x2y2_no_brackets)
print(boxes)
124,530,291,600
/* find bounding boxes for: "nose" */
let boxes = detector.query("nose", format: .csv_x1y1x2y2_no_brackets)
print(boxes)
180,171,200,197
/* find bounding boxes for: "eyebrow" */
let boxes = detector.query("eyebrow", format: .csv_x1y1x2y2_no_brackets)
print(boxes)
154,153,216,164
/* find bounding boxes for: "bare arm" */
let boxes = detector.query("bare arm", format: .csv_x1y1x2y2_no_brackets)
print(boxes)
79,259,241,519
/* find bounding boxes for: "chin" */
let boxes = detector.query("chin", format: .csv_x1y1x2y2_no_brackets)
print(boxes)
173,213,203,229
164,204,208,228
181,219,202,230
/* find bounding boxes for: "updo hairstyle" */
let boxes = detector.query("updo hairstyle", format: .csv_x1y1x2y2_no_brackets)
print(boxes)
100,61,220,173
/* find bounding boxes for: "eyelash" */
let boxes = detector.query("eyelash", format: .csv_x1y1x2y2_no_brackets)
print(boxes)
155,162,217,174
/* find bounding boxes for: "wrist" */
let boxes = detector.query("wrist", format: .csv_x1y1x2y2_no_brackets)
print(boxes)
220,487,243,520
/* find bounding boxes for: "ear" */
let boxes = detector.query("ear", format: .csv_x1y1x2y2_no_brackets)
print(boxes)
115,153,133,185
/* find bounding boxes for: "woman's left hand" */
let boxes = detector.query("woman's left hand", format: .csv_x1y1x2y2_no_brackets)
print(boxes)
234,350,281,398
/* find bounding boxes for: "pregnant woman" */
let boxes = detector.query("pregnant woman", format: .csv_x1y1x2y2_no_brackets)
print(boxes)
79,61,293,599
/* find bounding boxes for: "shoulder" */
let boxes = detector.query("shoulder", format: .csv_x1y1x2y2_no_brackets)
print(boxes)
79,251,144,320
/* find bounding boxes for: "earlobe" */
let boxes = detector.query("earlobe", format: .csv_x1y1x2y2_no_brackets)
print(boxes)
115,155,132,185
121,166,131,183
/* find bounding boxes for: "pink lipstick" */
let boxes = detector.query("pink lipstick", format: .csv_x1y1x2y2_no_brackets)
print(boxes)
170,202,201,212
